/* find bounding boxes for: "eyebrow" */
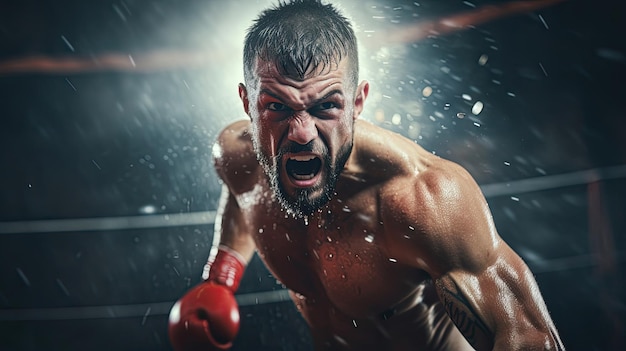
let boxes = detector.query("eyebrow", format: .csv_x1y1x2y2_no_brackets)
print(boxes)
313,89,344,106
259,89,344,107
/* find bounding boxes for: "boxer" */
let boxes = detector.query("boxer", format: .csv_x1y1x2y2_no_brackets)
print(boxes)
168,1,565,350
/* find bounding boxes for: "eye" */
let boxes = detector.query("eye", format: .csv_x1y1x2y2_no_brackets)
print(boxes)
318,102,336,110
268,102,287,111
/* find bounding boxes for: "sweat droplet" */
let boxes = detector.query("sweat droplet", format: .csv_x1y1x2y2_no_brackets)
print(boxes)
364,234,374,243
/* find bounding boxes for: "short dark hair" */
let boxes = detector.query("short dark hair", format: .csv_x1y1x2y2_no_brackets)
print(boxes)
243,0,358,90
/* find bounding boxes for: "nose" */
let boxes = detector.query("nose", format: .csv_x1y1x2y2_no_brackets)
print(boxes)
288,114,318,145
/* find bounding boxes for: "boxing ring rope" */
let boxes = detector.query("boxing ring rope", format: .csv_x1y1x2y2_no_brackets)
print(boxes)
2,164,625,235
0,290,293,322
1,164,625,321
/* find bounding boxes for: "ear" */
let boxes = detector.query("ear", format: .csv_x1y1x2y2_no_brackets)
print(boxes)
238,83,251,118
353,80,369,120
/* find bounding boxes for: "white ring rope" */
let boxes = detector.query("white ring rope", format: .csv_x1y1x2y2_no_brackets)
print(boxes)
0,251,623,321
479,164,626,198
0,211,217,235
0,290,292,321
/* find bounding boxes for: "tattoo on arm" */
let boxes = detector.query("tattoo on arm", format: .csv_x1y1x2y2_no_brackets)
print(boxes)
437,280,493,348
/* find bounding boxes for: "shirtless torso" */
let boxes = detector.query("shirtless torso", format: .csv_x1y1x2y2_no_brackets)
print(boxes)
215,119,489,350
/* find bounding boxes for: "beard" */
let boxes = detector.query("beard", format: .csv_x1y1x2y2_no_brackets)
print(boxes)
251,128,353,218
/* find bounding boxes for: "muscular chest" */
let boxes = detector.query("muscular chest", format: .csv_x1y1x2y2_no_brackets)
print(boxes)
250,194,425,317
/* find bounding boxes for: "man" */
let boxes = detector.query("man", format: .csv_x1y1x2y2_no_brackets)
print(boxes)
168,1,565,350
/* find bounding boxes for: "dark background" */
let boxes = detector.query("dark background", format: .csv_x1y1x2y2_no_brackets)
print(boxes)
0,0,625,350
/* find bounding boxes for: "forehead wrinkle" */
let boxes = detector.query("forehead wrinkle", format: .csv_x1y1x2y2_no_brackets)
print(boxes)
255,62,348,108
256,58,348,84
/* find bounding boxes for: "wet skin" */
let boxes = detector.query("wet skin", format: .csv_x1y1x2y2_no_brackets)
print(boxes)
212,59,564,350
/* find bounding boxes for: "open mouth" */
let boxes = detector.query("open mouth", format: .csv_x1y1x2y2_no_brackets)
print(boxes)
285,154,322,181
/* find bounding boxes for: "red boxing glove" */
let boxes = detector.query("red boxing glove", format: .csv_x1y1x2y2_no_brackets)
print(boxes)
168,246,246,351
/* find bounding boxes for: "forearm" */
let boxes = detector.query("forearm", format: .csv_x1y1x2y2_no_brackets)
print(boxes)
204,185,257,279
215,185,257,258
435,260,565,351
493,327,565,351
437,276,564,351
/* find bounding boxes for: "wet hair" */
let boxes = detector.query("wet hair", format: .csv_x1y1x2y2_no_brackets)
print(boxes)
243,0,358,90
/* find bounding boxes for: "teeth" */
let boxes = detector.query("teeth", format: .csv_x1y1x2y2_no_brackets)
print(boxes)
292,173,315,180
290,155,316,161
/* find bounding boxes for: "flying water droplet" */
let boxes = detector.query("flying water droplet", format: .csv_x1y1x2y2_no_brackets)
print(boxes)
471,101,484,115
56,278,70,296
478,54,488,66
422,86,433,97
16,268,30,287
141,306,152,326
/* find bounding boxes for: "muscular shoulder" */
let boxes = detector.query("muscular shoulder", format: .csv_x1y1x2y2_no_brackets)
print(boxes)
212,119,260,194
378,148,500,277
350,120,436,180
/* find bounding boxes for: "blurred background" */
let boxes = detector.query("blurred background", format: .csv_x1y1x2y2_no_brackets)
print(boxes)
0,0,624,350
